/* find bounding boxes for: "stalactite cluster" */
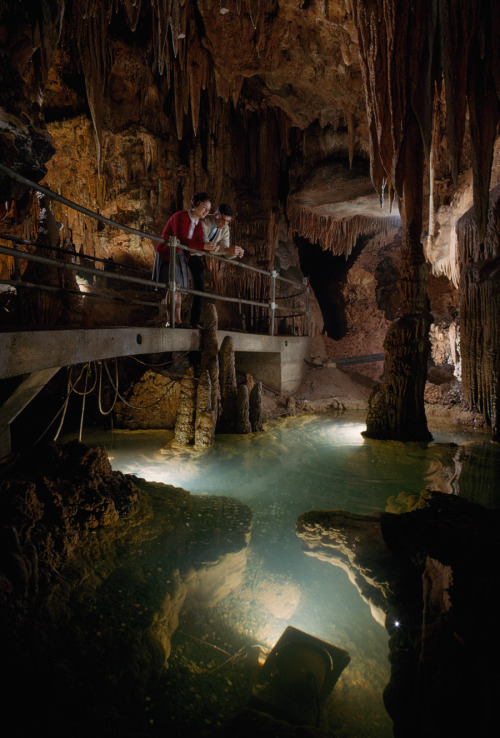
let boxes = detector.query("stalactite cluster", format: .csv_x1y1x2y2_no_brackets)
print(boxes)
351,0,499,238
351,0,499,440
289,210,400,257
19,195,80,327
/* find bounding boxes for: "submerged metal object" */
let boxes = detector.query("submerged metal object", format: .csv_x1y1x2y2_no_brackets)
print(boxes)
249,625,351,727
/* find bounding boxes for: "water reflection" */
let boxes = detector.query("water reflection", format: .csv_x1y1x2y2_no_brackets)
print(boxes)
74,413,498,736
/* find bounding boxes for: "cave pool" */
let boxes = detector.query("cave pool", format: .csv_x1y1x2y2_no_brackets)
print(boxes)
74,412,499,737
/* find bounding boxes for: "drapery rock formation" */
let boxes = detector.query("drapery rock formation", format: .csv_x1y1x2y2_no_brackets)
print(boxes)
457,185,500,441
0,0,499,439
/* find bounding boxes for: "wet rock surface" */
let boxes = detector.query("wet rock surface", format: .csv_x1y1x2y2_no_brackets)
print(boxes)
296,491,500,738
0,439,253,738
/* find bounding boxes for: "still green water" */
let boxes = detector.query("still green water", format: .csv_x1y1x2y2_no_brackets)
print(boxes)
77,412,499,736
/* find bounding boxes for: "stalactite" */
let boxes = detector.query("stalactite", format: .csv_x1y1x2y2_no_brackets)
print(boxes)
290,210,400,257
24,1,65,95
246,0,260,30
173,62,184,139
151,0,172,74
346,108,355,168
74,0,115,174
120,0,143,31
213,66,232,102
169,0,180,58
231,76,244,108
466,1,500,243
188,33,203,135
439,0,477,185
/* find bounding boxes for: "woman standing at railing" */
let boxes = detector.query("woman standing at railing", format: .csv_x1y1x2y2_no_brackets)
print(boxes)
154,192,219,327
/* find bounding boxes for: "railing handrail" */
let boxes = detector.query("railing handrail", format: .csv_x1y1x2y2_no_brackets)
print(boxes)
0,243,300,312
0,161,309,333
0,161,303,287
0,232,150,274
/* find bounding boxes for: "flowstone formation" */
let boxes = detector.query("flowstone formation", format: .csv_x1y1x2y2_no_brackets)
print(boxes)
457,185,500,441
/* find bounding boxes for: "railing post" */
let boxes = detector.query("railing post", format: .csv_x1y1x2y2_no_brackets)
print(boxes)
303,276,310,336
13,240,21,280
270,269,277,335
168,235,177,329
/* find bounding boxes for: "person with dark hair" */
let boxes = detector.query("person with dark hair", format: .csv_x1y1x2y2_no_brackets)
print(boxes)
154,192,218,327
187,203,244,328
202,204,244,259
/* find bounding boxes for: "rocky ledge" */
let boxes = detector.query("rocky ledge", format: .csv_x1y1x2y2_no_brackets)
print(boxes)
296,491,500,738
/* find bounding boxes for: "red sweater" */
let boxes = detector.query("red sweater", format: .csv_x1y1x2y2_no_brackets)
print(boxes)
156,210,205,261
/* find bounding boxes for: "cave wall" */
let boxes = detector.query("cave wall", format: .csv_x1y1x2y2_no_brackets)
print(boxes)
0,0,370,337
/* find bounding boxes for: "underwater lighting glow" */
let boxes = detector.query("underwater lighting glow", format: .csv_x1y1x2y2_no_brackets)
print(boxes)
326,421,366,444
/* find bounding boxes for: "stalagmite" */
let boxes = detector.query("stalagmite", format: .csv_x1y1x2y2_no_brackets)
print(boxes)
173,365,196,446
352,0,437,440
236,383,252,434
194,370,216,447
249,381,263,432
199,303,220,419
218,336,238,433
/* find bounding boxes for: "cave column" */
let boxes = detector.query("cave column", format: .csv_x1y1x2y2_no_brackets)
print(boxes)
364,115,432,441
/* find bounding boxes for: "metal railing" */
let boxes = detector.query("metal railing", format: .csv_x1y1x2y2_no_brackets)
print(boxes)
0,162,309,335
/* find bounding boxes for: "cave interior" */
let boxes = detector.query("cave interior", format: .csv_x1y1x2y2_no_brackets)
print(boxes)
1,1,500,737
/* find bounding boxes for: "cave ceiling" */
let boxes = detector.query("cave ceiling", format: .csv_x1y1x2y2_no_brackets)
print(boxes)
0,0,499,279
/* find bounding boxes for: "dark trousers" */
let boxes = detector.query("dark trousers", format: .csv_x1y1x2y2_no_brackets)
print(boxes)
189,255,205,325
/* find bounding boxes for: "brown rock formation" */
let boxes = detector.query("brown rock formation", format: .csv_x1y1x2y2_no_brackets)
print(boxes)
199,302,220,419
296,491,500,738
249,380,263,432
236,382,252,434
114,369,180,429
457,185,500,440
218,334,238,433
351,0,500,440
194,369,216,447
173,365,197,446
0,437,252,738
